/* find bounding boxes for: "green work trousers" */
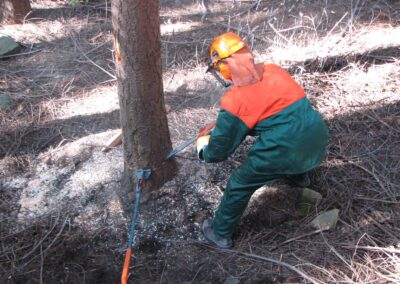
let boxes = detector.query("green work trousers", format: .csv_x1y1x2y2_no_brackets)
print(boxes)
212,170,284,238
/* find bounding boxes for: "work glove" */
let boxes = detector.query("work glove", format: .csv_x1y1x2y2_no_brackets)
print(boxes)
196,135,210,160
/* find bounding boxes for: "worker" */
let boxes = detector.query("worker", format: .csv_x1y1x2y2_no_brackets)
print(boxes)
196,32,328,249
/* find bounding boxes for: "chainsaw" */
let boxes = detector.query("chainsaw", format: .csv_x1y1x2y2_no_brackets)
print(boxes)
164,121,216,160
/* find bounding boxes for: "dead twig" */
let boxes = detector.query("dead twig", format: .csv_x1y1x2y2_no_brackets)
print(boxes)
342,245,400,254
20,212,61,261
205,19,280,46
268,21,290,44
365,112,400,134
270,228,328,251
337,155,387,193
39,244,44,284
0,49,42,59
365,214,399,242
223,249,321,284
354,195,400,204
325,12,349,39
69,32,116,80
22,215,70,268
188,264,203,284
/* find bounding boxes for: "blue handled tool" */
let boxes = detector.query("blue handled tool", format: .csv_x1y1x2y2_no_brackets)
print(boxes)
121,168,151,284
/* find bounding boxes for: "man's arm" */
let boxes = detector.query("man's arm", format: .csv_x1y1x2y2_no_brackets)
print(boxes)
201,109,250,163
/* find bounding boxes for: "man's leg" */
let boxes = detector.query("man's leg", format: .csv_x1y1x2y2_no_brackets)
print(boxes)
213,180,256,238
202,178,256,249
212,179,257,238
203,153,284,247
210,166,283,239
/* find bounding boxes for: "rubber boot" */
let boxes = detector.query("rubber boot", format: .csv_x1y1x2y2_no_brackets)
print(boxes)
286,172,310,187
202,219,232,249
295,188,322,217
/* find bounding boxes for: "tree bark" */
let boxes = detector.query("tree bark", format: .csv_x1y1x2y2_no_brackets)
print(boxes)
111,0,176,198
0,0,31,24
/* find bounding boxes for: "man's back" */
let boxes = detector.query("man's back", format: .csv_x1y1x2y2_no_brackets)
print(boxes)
220,63,306,129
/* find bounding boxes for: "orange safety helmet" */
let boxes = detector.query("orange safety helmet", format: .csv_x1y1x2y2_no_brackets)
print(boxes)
207,32,247,82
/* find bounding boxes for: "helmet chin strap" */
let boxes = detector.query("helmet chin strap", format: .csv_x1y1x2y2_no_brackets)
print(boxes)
206,66,232,88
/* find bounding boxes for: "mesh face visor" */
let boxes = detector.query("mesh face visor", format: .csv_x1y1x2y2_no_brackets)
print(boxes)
206,57,232,88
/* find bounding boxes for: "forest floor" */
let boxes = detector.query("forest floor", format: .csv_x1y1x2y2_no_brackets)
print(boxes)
1,0,400,283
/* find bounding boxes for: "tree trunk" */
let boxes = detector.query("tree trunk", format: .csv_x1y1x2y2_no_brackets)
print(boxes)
0,0,31,24
111,0,176,199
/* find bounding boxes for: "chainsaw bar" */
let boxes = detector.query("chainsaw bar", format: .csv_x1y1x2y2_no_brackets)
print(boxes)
164,121,216,160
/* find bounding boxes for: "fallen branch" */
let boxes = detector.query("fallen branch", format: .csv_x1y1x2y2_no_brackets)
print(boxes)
270,228,328,251
354,195,400,204
0,49,42,59
102,132,123,152
268,21,290,43
342,245,400,254
224,249,320,284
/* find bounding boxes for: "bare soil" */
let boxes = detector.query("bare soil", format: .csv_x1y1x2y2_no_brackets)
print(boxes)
1,0,399,283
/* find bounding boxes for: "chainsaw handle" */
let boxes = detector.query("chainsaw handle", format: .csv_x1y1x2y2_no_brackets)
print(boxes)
198,121,216,137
